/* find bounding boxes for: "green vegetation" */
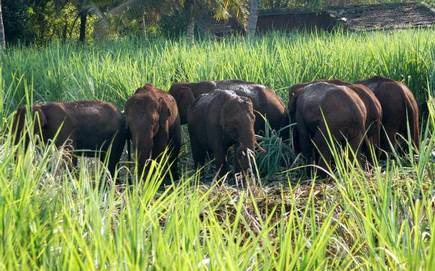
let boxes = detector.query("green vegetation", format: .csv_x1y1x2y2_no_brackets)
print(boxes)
2,29,434,110
0,29,434,269
3,0,434,45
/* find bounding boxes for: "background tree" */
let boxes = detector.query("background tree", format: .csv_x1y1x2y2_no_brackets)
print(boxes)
102,0,245,42
55,0,119,42
247,0,259,36
0,0,5,48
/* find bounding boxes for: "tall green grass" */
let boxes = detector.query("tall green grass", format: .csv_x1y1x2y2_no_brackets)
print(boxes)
1,29,434,110
0,30,434,269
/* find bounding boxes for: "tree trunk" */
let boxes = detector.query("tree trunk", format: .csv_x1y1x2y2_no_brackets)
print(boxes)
79,9,88,42
62,20,68,41
247,0,260,36
141,12,146,37
185,0,195,43
0,0,6,48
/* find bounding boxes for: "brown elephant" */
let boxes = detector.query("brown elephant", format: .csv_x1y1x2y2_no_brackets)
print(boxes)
187,90,260,176
11,101,128,177
170,80,289,140
288,82,367,171
124,84,181,180
289,79,382,158
356,76,420,151
169,81,217,124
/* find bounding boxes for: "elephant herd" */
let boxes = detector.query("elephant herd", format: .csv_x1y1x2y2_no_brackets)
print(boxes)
11,76,420,182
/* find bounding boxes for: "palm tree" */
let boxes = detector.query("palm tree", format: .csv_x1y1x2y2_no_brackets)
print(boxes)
56,0,118,42
103,0,244,43
247,0,259,36
185,0,195,42
0,0,5,48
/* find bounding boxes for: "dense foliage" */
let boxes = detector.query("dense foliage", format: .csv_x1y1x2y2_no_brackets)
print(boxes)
2,0,433,44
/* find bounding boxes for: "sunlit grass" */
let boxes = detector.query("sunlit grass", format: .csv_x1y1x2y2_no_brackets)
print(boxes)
0,29,434,269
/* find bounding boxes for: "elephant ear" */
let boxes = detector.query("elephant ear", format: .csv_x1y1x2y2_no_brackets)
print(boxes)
219,99,239,137
171,85,195,113
240,96,252,104
158,98,171,128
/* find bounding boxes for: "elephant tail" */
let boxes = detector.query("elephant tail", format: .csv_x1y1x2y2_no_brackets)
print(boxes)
399,83,420,149
121,111,132,161
125,123,132,162
127,135,131,162
404,91,420,149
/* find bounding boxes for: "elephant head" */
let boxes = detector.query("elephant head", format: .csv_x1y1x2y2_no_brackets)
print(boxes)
125,92,171,173
219,96,258,172
169,83,195,125
12,105,47,146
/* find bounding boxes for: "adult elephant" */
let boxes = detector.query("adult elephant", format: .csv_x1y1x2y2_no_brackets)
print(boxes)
170,80,289,140
12,101,128,178
124,84,181,180
187,90,261,176
356,76,420,151
288,82,367,172
289,79,382,159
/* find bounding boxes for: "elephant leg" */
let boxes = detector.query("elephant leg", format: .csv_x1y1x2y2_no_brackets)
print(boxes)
105,133,126,180
292,124,300,154
348,133,364,167
211,141,229,177
271,114,290,143
254,114,265,135
297,122,313,164
381,126,398,153
135,144,151,180
151,134,175,183
168,126,182,181
361,136,373,165
188,128,206,169
364,124,381,164
312,130,331,177
52,127,77,171
191,143,207,170
62,137,77,172
369,122,382,161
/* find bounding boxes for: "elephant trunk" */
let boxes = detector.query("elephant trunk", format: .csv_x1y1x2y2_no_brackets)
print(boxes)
235,129,257,173
132,132,154,177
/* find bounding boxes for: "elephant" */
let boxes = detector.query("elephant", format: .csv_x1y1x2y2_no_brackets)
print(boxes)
169,81,217,124
187,89,260,176
124,84,181,180
356,76,420,151
288,82,367,172
11,101,128,177
169,80,289,140
289,79,382,159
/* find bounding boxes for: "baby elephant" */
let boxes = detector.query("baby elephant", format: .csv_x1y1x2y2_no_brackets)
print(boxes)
288,82,367,172
124,84,181,180
12,101,128,176
187,90,260,176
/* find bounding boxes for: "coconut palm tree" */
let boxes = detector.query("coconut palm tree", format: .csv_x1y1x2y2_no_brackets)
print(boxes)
104,0,245,42
247,0,259,36
0,0,5,48
56,0,119,42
